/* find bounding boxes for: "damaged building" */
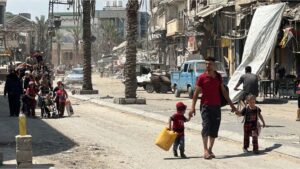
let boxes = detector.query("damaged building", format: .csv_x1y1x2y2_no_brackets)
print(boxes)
149,0,300,84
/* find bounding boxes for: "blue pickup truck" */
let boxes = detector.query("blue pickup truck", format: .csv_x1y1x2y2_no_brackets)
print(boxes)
171,60,228,98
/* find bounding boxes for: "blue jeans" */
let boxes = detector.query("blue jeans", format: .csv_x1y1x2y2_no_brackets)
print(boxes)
173,135,185,152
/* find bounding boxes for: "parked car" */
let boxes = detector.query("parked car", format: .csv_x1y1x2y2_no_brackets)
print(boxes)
136,62,172,93
55,65,66,75
64,68,83,85
171,60,228,98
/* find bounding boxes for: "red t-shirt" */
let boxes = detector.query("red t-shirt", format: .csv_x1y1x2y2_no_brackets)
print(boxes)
56,89,67,103
171,113,188,136
26,88,37,99
196,72,222,106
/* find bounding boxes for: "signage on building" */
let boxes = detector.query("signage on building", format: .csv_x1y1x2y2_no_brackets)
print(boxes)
188,36,197,52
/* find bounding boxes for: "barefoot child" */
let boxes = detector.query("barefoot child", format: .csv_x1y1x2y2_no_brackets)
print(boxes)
168,102,191,158
235,94,266,154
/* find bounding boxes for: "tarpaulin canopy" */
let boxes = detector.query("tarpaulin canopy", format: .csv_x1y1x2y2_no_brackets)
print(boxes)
228,3,286,102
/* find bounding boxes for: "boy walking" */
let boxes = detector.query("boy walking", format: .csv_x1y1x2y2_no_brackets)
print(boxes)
168,102,191,158
235,95,266,154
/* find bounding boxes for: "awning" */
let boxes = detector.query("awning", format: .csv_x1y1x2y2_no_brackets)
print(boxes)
197,5,224,18
5,15,35,32
0,54,11,57
228,3,286,102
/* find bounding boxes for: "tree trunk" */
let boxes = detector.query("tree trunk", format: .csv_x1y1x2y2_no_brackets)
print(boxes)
124,0,138,98
82,0,93,90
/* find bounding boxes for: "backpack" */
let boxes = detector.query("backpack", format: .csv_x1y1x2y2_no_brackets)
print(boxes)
220,85,229,107
215,71,228,107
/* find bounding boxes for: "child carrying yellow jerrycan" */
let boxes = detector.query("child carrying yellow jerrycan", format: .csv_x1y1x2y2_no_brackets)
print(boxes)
155,127,177,151
155,102,191,158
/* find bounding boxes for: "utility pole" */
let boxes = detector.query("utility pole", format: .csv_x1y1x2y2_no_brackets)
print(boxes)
146,0,149,61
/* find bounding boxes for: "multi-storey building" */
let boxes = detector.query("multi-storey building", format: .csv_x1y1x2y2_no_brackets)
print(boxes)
96,0,149,41
0,0,7,56
149,0,186,69
51,12,83,67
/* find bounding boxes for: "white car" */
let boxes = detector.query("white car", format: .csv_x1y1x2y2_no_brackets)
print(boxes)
64,68,83,85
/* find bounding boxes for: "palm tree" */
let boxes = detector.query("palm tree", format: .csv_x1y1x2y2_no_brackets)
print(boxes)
124,0,139,98
81,0,95,90
5,12,15,21
35,15,48,52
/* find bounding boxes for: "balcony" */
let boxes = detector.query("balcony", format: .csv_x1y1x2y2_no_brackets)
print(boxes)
166,18,184,37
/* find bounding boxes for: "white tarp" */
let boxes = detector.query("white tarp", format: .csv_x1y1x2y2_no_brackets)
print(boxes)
228,3,286,102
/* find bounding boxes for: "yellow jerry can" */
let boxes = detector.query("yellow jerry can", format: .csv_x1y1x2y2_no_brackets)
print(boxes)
155,127,177,151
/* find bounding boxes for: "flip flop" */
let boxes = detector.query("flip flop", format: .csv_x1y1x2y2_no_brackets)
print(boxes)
209,152,216,158
204,153,212,160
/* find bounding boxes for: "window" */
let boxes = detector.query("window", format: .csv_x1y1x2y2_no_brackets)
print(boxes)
113,0,117,6
69,52,73,60
182,63,189,72
196,62,205,73
72,69,83,74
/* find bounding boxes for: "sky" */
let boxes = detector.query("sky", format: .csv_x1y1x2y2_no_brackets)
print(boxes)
5,0,145,20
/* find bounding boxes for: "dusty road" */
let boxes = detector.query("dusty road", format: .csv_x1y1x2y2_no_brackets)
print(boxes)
1,95,300,169
69,74,300,148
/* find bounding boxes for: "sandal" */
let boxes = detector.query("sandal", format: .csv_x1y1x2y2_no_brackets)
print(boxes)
204,152,212,160
209,151,216,158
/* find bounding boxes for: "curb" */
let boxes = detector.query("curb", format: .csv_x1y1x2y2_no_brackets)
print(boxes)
70,94,300,159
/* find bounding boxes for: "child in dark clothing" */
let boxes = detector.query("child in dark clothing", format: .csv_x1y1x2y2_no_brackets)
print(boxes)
168,102,191,158
235,95,266,154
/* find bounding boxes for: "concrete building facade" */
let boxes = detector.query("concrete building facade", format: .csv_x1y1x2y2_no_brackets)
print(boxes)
51,12,83,67
95,1,149,41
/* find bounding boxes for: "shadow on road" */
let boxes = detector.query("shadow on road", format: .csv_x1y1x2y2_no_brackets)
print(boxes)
257,98,288,104
266,125,285,128
0,96,77,161
0,164,54,169
217,143,282,159
262,143,282,153
163,156,202,160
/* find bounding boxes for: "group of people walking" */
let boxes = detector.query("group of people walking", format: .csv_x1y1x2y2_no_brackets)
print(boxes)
168,57,266,159
3,51,68,118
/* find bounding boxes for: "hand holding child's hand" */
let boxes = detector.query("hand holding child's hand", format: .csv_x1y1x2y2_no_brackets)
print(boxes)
262,123,266,128
234,110,239,116
189,109,195,117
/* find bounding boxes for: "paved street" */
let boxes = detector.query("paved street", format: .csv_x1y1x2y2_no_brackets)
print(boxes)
0,73,300,168
73,74,300,155
1,92,300,168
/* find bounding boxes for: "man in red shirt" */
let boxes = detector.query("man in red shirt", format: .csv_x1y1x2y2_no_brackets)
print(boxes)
189,57,236,159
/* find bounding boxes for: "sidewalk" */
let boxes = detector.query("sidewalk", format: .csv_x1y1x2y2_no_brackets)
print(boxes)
69,93,300,159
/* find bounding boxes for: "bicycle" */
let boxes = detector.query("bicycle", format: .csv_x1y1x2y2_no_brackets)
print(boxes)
234,88,247,112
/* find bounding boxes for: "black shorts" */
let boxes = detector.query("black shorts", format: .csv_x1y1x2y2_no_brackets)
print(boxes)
201,105,221,138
